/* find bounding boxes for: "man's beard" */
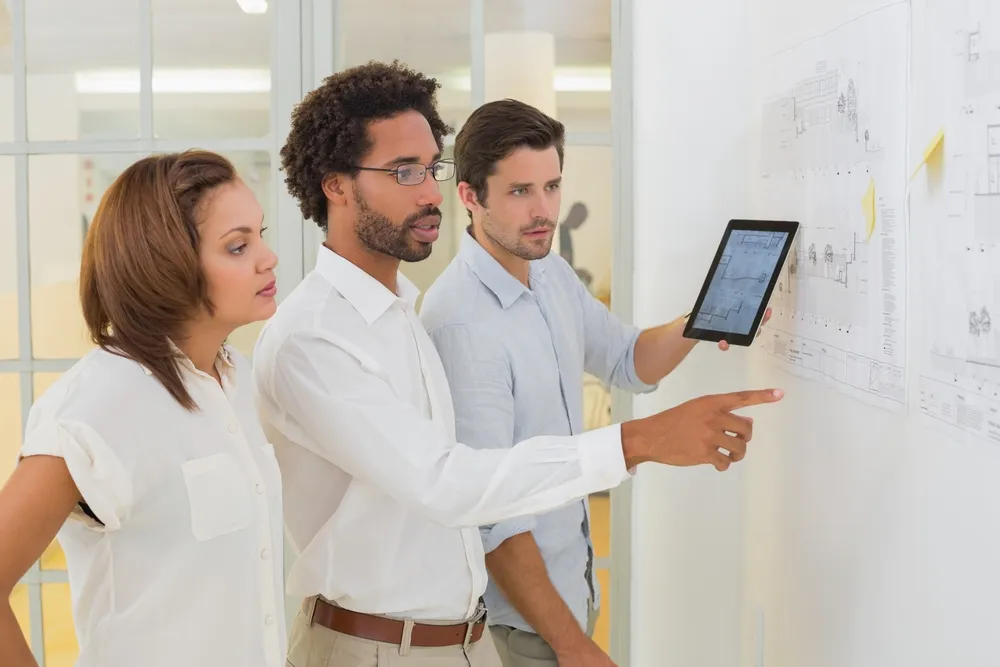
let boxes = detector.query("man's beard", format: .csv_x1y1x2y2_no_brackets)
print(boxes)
354,188,439,263
482,209,556,261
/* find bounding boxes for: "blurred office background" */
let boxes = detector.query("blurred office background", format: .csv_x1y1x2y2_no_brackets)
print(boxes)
0,1,624,665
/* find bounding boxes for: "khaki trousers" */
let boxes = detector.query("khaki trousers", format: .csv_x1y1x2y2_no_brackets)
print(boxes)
490,600,600,667
286,597,503,667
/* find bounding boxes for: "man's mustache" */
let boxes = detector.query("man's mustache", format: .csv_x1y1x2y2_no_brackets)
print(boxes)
521,219,556,233
404,207,442,226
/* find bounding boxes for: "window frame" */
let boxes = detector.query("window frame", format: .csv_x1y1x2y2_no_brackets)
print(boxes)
5,0,636,662
5,0,307,662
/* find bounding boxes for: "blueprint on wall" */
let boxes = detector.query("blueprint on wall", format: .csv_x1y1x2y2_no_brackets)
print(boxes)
917,0,1000,444
755,2,910,412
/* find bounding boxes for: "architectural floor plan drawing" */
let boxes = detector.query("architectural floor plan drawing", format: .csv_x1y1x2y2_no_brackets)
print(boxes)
755,2,910,412
694,229,790,335
918,0,1000,445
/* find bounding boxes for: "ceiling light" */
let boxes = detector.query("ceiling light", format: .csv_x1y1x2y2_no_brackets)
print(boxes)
236,0,268,13
440,67,612,94
74,69,271,94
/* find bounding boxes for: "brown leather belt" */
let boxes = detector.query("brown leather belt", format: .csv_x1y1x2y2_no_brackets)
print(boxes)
311,597,487,648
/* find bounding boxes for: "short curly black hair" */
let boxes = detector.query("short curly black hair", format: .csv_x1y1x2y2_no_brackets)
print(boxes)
280,60,454,231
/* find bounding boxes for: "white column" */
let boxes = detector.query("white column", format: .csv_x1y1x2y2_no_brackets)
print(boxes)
630,1,754,666
478,30,559,256
484,31,557,116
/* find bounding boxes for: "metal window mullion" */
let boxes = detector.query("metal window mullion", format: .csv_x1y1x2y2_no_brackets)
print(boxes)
11,1,41,661
609,0,635,665
311,0,338,84
300,1,314,92
16,151,41,658
0,358,80,373
28,582,43,665
273,0,304,301
328,0,342,73
18,568,69,586
18,565,40,586
470,0,485,108
274,1,306,630
139,0,154,141
301,0,337,274
12,0,26,144
12,0,28,365
0,137,272,156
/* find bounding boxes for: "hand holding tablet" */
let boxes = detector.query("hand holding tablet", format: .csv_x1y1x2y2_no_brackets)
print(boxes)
683,219,799,347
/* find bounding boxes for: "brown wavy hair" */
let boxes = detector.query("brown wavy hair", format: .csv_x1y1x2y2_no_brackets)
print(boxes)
454,99,565,218
79,150,237,410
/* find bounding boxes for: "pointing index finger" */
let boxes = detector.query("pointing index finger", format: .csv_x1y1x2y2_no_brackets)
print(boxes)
718,388,784,411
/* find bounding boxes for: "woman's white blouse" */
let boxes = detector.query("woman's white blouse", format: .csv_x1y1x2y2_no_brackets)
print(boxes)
17,346,286,667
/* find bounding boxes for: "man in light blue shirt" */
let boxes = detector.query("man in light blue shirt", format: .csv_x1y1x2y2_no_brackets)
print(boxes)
420,99,770,667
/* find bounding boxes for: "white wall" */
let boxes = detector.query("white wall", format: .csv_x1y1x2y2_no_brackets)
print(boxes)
630,1,755,666
632,1,1000,666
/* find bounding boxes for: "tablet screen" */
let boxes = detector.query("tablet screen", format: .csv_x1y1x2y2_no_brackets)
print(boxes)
691,229,791,336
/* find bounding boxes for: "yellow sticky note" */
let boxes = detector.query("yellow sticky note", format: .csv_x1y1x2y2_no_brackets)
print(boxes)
863,177,876,241
910,127,945,180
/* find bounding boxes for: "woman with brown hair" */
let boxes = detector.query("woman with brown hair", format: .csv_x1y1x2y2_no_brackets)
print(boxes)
0,150,284,667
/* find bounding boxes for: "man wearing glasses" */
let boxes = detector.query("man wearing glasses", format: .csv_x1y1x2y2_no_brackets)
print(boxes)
252,61,783,667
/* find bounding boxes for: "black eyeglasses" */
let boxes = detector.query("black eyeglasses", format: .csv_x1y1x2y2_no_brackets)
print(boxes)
354,158,456,186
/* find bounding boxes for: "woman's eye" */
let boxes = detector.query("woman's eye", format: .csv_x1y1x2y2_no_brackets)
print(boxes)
230,243,247,255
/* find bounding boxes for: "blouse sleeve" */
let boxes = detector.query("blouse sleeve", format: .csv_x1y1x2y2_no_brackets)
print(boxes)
18,417,133,532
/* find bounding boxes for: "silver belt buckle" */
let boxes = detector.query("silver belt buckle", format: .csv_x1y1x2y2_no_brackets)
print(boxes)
463,601,487,649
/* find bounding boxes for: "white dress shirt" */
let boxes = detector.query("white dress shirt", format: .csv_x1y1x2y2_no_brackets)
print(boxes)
252,245,630,622
17,345,286,667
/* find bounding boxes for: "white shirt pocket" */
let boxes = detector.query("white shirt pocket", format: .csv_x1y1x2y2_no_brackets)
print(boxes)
182,452,253,541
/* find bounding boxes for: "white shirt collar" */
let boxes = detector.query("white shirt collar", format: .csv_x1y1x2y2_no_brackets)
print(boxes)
313,244,421,325
116,340,235,380
169,341,237,381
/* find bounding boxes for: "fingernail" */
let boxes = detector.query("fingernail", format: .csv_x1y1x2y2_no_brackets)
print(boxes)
773,389,784,398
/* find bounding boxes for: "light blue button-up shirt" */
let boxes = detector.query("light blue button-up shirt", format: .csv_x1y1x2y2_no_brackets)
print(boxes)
419,229,658,634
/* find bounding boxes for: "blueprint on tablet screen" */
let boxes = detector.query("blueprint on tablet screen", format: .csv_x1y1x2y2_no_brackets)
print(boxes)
693,230,789,335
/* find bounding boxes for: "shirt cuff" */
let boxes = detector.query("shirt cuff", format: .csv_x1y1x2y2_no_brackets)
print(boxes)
577,423,632,488
19,419,131,532
480,515,538,553
624,331,660,394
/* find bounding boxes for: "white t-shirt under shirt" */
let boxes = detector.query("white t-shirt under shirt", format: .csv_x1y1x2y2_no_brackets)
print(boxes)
17,345,286,667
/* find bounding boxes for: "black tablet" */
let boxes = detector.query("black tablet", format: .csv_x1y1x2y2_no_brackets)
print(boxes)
682,219,799,346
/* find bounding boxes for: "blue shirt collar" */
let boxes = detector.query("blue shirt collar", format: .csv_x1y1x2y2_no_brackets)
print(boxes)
458,227,546,309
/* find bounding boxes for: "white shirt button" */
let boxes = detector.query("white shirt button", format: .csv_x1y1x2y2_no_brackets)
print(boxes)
264,614,275,627
228,423,239,433
255,484,264,495
260,548,270,560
